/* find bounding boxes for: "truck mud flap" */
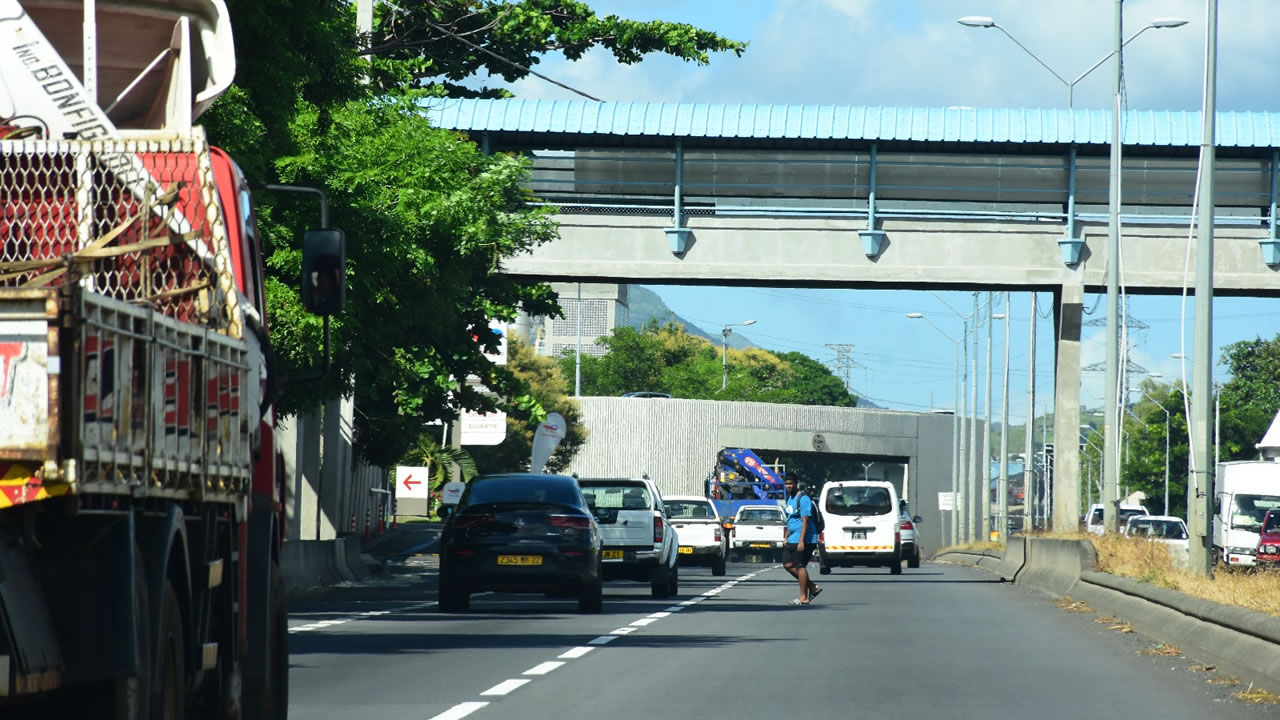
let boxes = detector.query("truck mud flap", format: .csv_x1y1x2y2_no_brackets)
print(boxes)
0,538,63,696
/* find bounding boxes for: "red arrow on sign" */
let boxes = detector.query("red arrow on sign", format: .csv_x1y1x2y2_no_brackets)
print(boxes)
403,474,420,492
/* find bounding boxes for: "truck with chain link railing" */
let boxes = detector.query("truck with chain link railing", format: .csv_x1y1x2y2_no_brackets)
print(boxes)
0,2,344,718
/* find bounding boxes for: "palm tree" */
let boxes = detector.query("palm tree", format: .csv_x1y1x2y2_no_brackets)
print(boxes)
402,433,478,512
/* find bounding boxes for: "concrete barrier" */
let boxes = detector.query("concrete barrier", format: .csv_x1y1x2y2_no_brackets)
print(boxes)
994,536,1026,582
281,538,372,593
1015,538,1096,596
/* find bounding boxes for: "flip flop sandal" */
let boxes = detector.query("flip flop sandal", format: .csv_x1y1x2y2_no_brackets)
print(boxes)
787,598,809,606
808,586,823,600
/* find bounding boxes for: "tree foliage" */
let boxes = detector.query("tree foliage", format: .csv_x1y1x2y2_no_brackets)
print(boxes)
561,321,859,406
200,1,744,464
471,338,587,474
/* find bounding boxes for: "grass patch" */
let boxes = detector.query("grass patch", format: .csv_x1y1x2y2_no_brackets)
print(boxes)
1040,532,1280,618
1234,686,1280,704
1138,644,1182,657
1055,596,1093,614
937,541,1005,554
1208,674,1242,687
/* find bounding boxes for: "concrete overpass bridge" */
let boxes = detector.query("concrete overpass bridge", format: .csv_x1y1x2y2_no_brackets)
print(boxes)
426,98,1280,533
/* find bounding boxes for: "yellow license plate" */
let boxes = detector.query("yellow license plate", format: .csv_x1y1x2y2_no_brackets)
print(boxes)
750,543,771,548
678,546,693,554
602,550,624,560
497,555,542,566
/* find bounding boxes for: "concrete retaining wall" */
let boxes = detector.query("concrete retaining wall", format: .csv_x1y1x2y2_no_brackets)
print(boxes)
281,538,371,594
938,538,1280,695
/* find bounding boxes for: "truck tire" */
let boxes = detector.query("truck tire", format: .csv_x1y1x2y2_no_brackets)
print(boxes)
818,562,832,575
711,555,727,576
152,580,186,720
889,554,903,575
666,563,679,597
908,547,921,569
650,565,667,598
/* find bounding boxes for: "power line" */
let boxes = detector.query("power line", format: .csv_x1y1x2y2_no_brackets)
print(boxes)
422,19,602,101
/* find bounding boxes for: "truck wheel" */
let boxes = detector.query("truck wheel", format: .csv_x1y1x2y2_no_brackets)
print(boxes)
908,547,921,569
667,564,679,597
152,580,186,720
650,566,667,598
818,562,832,576
577,578,603,614
712,555,727,577
889,555,903,575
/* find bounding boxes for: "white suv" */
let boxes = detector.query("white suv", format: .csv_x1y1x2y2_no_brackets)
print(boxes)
817,480,903,575
577,478,680,597
899,501,923,569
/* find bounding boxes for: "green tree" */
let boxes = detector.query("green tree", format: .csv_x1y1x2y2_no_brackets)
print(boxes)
201,1,744,464
1218,334,1280,460
471,338,587,474
1123,381,1191,518
401,433,478,513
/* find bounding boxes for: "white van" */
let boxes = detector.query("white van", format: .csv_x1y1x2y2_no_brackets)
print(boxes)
817,480,903,575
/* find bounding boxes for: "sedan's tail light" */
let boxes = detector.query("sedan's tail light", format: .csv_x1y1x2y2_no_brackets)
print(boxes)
550,514,591,529
714,526,722,542
452,514,494,528
900,520,915,531
654,515,665,544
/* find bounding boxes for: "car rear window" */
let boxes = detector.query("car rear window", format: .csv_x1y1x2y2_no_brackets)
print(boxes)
825,486,893,516
578,482,652,510
464,477,583,507
737,509,783,524
666,500,714,519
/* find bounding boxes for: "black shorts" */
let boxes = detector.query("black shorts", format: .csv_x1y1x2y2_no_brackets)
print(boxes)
782,543,814,568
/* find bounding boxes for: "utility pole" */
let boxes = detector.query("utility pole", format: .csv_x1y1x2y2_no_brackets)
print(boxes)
998,292,1011,542
1102,0,1123,536
970,292,980,542
1024,293,1037,531
983,292,994,540
1190,0,1219,576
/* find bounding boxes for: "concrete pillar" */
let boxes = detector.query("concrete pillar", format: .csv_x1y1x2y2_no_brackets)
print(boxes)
320,395,354,537
276,416,300,541
288,409,328,540
1052,284,1083,533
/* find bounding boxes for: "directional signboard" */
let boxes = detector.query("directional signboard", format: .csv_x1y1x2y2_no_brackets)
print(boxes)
396,466,430,500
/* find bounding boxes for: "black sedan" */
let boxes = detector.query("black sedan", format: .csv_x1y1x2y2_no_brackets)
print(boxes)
437,473,604,613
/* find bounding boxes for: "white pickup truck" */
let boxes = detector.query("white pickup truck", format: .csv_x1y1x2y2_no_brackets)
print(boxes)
664,495,728,576
729,504,787,562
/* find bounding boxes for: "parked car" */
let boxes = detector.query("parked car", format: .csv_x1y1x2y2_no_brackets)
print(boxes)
663,495,728,576
577,477,680,598
729,504,787,561
437,473,603,613
1254,509,1280,566
1124,514,1191,567
1083,503,1150,535
899,501,923,569
817,480,903,575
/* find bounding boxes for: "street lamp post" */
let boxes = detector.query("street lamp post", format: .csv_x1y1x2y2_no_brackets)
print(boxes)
721,320,757,390
957,15,1188,109
908,312,964,545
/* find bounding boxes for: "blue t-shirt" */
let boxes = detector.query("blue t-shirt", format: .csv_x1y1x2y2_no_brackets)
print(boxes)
784,493,819,544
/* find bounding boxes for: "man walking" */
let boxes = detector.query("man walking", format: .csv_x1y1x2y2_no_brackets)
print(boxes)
782,472,821,605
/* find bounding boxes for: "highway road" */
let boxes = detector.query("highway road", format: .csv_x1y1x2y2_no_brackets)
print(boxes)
288,558,1275,719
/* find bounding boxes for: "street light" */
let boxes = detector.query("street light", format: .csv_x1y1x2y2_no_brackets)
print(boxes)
908,312,964,545
721,319,756,390
957,14,1187,108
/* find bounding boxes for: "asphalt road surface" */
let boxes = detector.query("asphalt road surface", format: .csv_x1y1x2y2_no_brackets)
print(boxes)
288,558,1276,720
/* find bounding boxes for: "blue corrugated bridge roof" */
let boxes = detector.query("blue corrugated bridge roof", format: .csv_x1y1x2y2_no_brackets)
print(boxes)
424,98,1280,150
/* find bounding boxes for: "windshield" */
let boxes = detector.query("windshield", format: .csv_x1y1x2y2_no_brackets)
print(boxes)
737,508,784,524
825,486,893,516
666,500,715,519
464,477,584,507
1231,494,1280,531
1125,519,1187,540
579,483,652,510
1264,512,1280,533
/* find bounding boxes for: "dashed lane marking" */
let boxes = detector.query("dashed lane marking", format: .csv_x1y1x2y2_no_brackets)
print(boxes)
562,645,599,657
480,679,530,696
427,701,489,720
523,661,564,676
289,601,435,633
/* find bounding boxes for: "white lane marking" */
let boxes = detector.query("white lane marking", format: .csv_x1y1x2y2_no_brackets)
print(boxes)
428,701,489,720
524,661,565,676
680,600,699,606
481,679,530,696
563,645,600,656
664,606,685,612
611,626,637,635
646,612,671,619
630,618,657,627
289,601,436,634
585,636,614,647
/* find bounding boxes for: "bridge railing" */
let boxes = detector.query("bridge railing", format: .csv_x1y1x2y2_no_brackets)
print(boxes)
526,147,1277,228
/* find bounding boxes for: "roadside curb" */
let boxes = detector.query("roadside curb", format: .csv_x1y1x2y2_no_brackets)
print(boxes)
937,539,1280,695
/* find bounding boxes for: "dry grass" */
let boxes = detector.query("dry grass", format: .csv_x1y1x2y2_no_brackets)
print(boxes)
1208,674,1243,687
1042,532,1280,618
1234,686,1280,704
1138,644,1182,657
1055,596,1093,613
938,540,1006,554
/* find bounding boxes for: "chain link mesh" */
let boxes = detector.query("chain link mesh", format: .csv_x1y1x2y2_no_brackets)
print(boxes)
0,132,241,338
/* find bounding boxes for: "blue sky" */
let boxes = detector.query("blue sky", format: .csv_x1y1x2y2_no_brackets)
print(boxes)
485,0,1280,422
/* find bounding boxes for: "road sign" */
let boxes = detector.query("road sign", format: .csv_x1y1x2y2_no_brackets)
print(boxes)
461,409,506,445
938,491,956,511
396,466,430,500
441,481,466,505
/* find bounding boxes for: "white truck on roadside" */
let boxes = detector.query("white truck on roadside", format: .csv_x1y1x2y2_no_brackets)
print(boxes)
729,504,787,562
1214,460,1280,567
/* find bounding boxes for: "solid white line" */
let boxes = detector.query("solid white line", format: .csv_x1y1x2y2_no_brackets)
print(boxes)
428,701,489,720
524,661,564,675
564,644,600,656
480,679,530,696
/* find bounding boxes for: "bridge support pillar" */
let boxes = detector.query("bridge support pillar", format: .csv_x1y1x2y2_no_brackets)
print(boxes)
1052,284,1083,533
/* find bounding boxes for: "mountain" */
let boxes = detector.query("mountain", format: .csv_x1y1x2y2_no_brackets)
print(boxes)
627,285,754,349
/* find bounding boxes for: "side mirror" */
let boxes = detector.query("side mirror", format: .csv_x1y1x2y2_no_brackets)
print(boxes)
301,228,346,316
912,515,923,525
436,505,453,520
